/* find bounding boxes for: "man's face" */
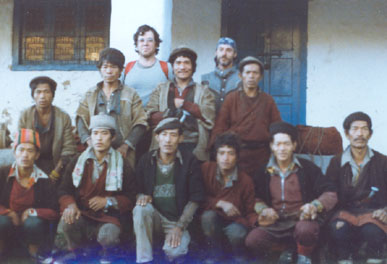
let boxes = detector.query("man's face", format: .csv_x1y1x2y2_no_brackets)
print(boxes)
239,63,262,91
270,133,297,164
33,83,53,109
91,128,113,153
14,143,39,170
173,56,193,82
100,61,122,84
215,44,236,69
137,30,157,58
156,128,183,155
216,145,237,172
346,120,371,149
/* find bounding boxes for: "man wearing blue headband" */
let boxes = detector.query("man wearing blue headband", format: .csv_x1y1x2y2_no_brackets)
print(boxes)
201,37,240,114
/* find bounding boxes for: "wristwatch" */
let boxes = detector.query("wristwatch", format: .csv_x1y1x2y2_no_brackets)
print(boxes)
105,197,113,209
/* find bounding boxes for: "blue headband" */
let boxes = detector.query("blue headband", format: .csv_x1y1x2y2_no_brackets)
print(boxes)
217,37,237,51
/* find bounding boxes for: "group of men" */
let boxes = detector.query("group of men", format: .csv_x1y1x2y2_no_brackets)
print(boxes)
0,24,385,264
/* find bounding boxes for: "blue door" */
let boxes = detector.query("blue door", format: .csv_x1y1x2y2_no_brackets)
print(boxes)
221,0,307,125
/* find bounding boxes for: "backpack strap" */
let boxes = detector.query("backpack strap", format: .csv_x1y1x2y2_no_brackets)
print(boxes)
159,60,169,79
124,61,136,75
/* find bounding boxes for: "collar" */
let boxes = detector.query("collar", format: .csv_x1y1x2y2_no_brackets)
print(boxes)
96,81,123,91
151,149,183,165
266,154,302,176
215,65,237,78
172,79,195,92
341,145,374,167
216,166,238,188
8,163,49,186
86,147,113,165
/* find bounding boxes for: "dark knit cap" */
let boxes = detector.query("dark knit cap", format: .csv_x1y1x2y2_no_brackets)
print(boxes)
29,76,57,97
238,56,264,74
269,121,298,142
154,118,182,134
343,112,372,132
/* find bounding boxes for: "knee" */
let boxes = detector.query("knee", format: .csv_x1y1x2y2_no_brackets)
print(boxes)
133,204,154,224
61,217,82,234
23,216,45,233
294,221,320,245
0,215,13,238
163,233,190,260
97,223,121,248
201,210,218,235
225,223,247,246
245,228,268,251
328,219,350,240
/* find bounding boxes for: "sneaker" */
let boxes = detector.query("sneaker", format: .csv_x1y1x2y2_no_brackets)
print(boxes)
297,254,312,264
366,259,383,264
278,250,295,264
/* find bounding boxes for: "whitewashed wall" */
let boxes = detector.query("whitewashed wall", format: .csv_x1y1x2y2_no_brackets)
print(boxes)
171,0,222,81
0,0,171,137
307,0,387,153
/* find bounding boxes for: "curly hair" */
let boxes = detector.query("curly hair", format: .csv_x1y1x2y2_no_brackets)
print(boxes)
133,25,162,55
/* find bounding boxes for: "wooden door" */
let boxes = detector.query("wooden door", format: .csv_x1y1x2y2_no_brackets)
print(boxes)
222,0,307,125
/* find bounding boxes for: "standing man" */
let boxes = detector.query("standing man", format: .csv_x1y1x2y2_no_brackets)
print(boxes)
245,122,337,264
0,129,58,261
58,114,137,261
133,118,204,263
146,47,215,162
201,37,240,114
76,47,148,169
122,25,174,163
326,112,387,264
201,132,256,263
18,76,76,180
122,24,173,106
210,56,281,176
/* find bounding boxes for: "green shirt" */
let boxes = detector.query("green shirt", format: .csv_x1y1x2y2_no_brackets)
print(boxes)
153,164,179,221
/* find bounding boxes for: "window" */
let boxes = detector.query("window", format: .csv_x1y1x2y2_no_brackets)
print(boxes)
12,0,111,71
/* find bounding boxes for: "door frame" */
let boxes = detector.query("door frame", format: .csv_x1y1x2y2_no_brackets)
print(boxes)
221,0,308,125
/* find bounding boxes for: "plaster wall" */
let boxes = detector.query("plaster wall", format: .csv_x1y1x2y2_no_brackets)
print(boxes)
0,0,171,137
307,0,387,152
171,0,222,81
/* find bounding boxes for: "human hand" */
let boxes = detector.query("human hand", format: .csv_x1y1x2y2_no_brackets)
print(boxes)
174,98,184,108
372,209,387,224
21,208,37,222
7,210,20,226
136,195,152,206
117,144,129,158
89,196,107,212
300,203,318,220
63,203,81,224
166,226,183,248
258,208,279,226
216,200,241,217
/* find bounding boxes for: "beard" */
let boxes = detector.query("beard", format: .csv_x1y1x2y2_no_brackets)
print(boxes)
216,57,233,68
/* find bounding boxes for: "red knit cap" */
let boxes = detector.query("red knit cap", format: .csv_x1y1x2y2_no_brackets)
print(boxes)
13,129,41,150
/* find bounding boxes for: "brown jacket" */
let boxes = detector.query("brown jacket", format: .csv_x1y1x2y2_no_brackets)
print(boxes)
146,81,215,161
18,105,76,166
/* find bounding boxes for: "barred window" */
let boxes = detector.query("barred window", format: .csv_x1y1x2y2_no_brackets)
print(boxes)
12,0,111,71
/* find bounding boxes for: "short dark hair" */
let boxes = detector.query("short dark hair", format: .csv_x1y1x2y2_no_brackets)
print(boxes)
343,111,373,134
269,121,298,143
168,48,197,74
214,132,241,158
97,48,125,70
29,76,57,98
133,25,162,55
